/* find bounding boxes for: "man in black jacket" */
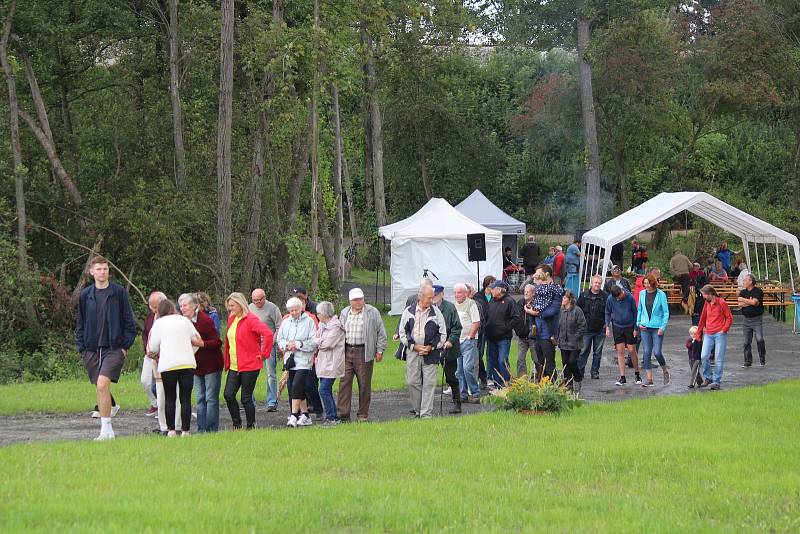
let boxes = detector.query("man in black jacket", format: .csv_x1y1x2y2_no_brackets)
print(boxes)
515,283,536,378
472,276,494,389
484,280,522,388
76,256,137,441
519,235,541,276
433,285,463,413
577,275,607,379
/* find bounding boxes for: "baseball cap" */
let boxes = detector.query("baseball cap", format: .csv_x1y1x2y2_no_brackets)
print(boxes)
611,264,621,272
490,280,509,290
348,287,365,300
432,285,445,295
290,285,307,295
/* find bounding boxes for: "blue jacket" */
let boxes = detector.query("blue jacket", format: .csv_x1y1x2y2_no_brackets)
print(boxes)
636,289,670,331
534,297,561,340
76,283,138,352
605,292,637,329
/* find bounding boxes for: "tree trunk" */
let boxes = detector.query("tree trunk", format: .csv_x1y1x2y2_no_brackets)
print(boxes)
331,83,345,284
577,16,601,228
309,0,321,295
1,0,34,322
342,152,358,246
360,24,374,214
216,0,234,296
794,133,800,206
268,107,313,304
168,0,186,189
419,144,432,200
366,53,388,227
239,112,266,292
612,146,629,211
12,35,82,207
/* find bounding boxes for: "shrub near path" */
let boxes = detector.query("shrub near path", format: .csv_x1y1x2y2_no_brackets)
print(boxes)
1,381,799,532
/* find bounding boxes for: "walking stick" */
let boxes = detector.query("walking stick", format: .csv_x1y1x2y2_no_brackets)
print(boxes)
439,347,449,416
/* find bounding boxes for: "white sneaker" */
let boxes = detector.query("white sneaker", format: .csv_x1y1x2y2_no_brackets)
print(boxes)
297,414,313,426
90,410,100,418
443,387,452,395
94,432,115,441
111,405,120,417
286,415,298,428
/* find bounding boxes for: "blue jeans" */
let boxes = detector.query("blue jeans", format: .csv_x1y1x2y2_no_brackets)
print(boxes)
640,327,667,370
486,338,511,385
265,346,278,408
194,371,221,433
456,338,481,397
578,331,605,376
701,332,728,385
318,378,338,421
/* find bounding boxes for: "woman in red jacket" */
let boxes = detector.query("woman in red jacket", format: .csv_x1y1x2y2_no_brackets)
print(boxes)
223,292,274,429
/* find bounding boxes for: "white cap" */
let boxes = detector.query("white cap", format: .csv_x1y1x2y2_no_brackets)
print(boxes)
348,288,365,300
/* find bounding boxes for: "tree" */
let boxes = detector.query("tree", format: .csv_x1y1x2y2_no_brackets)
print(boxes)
216,0,234,296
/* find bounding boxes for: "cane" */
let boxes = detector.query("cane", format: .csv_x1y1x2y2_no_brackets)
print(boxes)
439,347,449,416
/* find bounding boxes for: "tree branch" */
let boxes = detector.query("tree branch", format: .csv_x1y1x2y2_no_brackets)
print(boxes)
31,223,147,305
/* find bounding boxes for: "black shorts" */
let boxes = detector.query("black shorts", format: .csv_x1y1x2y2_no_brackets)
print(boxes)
82,348,125,384
612,326,636,346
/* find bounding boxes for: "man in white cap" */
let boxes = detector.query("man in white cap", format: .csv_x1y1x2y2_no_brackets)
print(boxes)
337,287,388,422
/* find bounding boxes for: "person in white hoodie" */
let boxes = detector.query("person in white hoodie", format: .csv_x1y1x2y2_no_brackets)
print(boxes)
276,297,317,428
147,299,202,437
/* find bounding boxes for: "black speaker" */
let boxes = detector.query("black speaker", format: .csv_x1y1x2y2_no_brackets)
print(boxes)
467,233,486,262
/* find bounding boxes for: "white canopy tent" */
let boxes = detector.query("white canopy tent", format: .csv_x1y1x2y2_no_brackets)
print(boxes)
379,198,504,315
455,190,526,258
579,191,800,293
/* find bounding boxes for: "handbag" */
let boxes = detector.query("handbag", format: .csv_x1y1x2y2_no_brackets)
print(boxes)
394,343,407,361
284,354,296,370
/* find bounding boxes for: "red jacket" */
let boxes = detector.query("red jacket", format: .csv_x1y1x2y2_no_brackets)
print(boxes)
553,252,565,278
224,313,274,372
194,311,224,376
696,297,733,337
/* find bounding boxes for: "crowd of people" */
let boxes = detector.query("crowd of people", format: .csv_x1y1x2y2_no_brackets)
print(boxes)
75,237,771,439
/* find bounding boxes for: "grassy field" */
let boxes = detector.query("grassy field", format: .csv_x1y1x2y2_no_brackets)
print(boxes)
346,267,392,287
1,380,798,532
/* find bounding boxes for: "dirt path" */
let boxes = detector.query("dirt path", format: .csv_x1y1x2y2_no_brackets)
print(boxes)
2,316,798,447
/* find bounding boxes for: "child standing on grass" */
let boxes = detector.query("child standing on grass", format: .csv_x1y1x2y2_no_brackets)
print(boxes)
532,268,563,346
685,326,703,388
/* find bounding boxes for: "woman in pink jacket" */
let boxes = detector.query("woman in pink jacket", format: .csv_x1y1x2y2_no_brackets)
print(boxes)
312,301,345,426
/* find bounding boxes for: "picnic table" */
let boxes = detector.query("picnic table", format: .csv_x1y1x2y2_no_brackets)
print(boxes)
659,279,793,321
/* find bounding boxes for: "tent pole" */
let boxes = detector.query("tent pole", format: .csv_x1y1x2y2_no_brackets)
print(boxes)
602,244,612,284
742,236,751,273
383,240,387,308
755,240,761,279
787,244,796,294
764,241,769,280
776,242,782,286
578,241,586,290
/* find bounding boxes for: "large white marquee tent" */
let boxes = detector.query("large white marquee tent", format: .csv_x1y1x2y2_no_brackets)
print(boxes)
579,191,800,292
379,198,503,315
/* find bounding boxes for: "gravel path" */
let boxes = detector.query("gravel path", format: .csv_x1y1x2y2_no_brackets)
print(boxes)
1,315,797,447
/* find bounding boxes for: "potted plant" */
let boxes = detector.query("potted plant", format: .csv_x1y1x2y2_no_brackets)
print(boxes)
481,376,582,414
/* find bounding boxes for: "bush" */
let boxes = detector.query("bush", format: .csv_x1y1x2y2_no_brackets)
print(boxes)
481,376,582,414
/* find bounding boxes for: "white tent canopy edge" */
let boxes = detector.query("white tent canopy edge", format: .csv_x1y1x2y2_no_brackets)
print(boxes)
578,191,800,292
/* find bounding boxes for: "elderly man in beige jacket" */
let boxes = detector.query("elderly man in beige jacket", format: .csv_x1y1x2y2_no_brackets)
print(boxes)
337,288,388,422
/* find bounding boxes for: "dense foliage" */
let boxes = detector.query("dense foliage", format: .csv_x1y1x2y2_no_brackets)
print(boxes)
1,1,799,381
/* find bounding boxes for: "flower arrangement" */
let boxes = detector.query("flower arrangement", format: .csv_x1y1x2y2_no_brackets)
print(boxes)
481,376,582,414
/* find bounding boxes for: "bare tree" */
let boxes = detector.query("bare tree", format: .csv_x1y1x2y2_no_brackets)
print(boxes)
309,0,321,294
1,0,34,321
577,15,601,228
330,83,345,281
12,34,82,207
239,0,283,291
216,0,234,296
152,0,187,189
363,31,387,227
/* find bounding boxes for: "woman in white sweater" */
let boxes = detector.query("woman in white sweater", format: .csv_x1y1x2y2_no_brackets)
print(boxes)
147,299,202,437
276,297,317,428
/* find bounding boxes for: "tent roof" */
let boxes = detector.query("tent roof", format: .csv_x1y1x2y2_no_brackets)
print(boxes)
582,191,799,248
379,198,502,240
454,190,526,234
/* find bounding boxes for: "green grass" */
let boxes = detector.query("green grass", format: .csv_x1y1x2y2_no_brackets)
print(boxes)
346,267,391,287
1,380,799,532
0,313,543,415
